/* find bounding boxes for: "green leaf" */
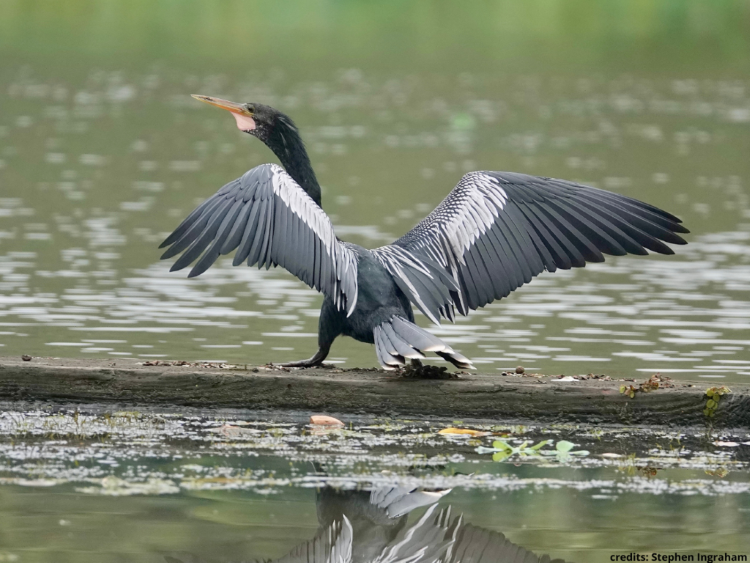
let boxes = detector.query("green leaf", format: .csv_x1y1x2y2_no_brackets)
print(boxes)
529,440,551,451
492,451,512,462
706,399,716,409
556,440,575,453
492,440,513,451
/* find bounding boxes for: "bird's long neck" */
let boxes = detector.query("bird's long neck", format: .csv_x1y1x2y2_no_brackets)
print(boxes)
266,117,322,207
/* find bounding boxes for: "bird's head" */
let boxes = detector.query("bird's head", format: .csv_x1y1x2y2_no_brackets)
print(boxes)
191,95,295,144
191,94,320,205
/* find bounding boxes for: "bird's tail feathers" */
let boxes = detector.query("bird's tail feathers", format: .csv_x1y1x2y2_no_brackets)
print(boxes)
374,316,474,370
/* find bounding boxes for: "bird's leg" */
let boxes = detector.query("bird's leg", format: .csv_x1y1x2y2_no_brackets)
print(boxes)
279,344,330,368
278,299,340,368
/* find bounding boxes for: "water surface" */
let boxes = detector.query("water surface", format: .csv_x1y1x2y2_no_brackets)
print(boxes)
2,64,750,379
0,404,748,562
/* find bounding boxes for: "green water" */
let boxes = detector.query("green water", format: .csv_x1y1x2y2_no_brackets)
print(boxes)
1,2,750,559
2,2,750,379
0,405,749,562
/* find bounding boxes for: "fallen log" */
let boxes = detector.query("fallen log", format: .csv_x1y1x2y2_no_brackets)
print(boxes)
0,356,748,428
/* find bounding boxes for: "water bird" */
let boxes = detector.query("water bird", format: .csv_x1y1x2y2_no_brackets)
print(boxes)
160,95,689,370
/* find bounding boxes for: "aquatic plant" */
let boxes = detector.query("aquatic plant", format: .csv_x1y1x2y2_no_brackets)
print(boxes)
539,440,590,462
704,386,731,418
476,439,589,462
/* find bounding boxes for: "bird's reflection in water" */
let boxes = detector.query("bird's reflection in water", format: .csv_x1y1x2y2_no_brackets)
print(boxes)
166,484,568,563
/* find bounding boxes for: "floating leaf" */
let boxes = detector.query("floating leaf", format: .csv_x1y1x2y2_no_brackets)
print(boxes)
492,451,512,462
556,440,575,453
540,440,590,460
439,428,489,437
477,438,582,463
529,439,551,451
492,440,513,451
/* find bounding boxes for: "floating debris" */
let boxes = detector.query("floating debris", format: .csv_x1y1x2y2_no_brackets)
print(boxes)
0,405,747,500
310,415,345,427
620,374,673,399
438,428,490,437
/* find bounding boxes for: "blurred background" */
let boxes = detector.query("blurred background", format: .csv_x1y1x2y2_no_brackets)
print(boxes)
2,0,750,377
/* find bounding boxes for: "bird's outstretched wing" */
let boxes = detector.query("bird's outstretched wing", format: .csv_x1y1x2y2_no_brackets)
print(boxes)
431,507,566,563
370,485,452,519
159,163,358,315
271,516,353,563
376,171,688,321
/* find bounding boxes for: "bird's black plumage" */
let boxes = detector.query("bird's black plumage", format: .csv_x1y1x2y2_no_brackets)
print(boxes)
160,96,689,370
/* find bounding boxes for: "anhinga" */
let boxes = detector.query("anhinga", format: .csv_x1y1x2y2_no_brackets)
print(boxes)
160,95,689,370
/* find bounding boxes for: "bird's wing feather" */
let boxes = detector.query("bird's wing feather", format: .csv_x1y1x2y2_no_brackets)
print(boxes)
271,516,353,563
373,504,454,563
160,163,358,315
377,171,687,318
444,512,567,563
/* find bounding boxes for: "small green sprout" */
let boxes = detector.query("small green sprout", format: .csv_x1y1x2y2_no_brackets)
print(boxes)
704,386,731,418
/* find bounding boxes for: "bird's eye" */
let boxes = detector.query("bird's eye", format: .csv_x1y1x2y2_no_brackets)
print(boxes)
246,104,255,114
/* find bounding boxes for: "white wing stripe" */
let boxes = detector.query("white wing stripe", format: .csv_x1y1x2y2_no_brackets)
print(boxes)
272,168,335,256
163,163,359,316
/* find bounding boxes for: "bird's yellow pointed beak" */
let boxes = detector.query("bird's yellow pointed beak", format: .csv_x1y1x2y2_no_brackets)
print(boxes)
191,95,253,116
